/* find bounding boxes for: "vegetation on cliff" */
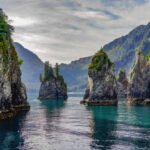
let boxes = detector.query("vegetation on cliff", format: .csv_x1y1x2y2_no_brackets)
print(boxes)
40,61,67,89
130,49,149,78
39,61,67,100
127,50,150,104
0,9,29,118
82,48,117,105
88,49,113,71
0,10,23,76
117,69,125,80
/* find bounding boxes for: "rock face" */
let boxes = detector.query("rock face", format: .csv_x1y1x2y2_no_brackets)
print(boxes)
39,79,68,100
128,51,150,105
0,10,29,120
82,49,117,105
116,70,128,98
38,62,67,100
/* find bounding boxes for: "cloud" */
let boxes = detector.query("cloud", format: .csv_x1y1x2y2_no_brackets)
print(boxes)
11,16,37,27
0,0,150,64
73,10,111,20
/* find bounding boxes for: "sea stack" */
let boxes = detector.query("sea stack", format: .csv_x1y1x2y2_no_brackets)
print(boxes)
81,49,117,105
116,69,128,98
38,62,67,100
128,50,150,105
0,10,30,120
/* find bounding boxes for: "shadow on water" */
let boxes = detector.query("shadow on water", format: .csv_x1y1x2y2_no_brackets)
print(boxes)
0,112,29,150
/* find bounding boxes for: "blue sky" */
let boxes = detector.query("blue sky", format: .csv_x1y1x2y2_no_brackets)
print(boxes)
0,0,150,64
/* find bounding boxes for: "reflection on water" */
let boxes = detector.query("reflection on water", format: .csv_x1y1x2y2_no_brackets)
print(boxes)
87,106,118,150
0,94,150,150
0,112,28,149
41,100,67,139
88,105,150,150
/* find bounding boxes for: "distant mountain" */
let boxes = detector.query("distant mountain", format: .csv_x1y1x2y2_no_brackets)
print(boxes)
103,22,150,73
60,22,150,91
14,42,44,92
15,22,150,92
60,57,91,92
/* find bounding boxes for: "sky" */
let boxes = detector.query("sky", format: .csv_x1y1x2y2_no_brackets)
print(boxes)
0,0,150,64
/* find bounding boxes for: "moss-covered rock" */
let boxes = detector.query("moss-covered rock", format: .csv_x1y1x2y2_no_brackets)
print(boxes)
39,62,67,100
128,50,150,105
82,49,117,105
0,10,29,120
88,49,113,71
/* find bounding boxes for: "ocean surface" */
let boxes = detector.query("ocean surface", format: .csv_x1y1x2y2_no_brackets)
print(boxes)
0,93,150,150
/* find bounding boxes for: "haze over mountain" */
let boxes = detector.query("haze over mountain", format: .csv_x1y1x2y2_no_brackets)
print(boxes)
2,0,150,65
15,22,150,91
14,42,44,92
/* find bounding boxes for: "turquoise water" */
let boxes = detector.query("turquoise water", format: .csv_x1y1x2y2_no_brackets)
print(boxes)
0,93,150,150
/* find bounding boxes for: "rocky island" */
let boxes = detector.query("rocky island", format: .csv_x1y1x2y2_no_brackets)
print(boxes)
81,49,117,105
38,61,67,100
116,69,128,98
0,10,30,120
128,50,150,105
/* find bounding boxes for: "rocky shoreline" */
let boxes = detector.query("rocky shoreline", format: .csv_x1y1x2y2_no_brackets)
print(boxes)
127,98,150,105
80,100,117,106
0,103,30,120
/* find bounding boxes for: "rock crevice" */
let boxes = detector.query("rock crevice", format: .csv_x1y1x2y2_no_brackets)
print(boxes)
116,70,128,98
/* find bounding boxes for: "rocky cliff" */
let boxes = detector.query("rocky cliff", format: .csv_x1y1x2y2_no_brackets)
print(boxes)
38,62,67,100
116,70,128,98
81,49,117,105
128,51,150,105
0,10,29,120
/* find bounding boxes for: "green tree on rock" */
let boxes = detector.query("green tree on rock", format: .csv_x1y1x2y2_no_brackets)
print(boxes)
40,61,54,82
88,48,113,71
39,73,43,82
54,63,59,78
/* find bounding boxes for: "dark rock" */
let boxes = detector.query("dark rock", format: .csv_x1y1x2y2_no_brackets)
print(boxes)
39,79,67,100
0,10,30,120
116,70,128,98
82,49,117,105
127,51,150,105
38,62,67,100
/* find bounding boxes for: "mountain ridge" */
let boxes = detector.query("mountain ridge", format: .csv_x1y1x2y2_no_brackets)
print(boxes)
14,42,44,92
15,22,150,91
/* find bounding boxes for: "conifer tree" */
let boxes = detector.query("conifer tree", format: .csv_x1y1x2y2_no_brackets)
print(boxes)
55,63,59,78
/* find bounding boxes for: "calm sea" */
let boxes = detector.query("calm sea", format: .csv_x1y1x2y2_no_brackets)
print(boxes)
0,93,150,150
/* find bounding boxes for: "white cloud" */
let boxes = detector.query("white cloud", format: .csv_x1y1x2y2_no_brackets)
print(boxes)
11,16,37,27
0,0,150,64
74,10,109,19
